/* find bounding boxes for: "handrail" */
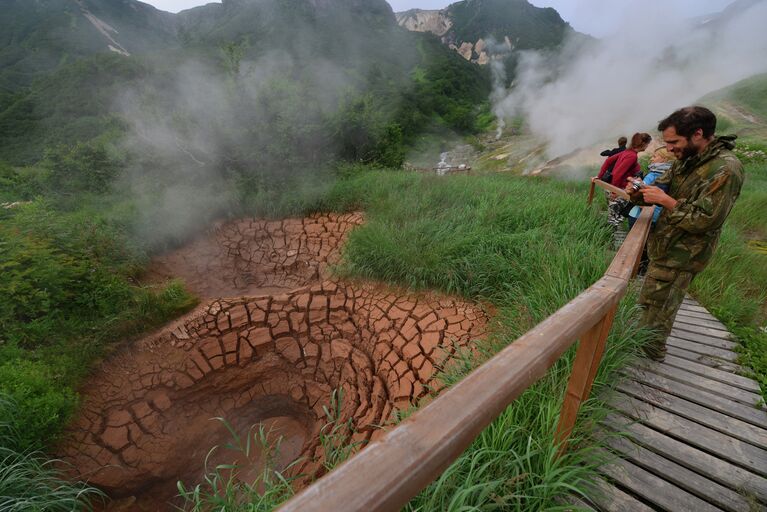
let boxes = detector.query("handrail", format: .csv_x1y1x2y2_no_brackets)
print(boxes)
278,195,654,512
588,177,630,204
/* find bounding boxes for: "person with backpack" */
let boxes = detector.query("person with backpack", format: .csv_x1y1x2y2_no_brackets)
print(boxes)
598,132,652,228
600,136,628,157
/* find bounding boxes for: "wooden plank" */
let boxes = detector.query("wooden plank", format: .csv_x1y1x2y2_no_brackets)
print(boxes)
679,303,709,314
675,312,729,330
617,379,767,449
670,328,738,350
661,354,762,394
557,495,597,511
671,322,734,340
676,308,725,321
623,367,767,428
667,337,739,362
633,360,764,407
583,477,655,512
603,413,767,502
596,449,723,512
666,346,745,373
600,433,752,512
674,319,732,338
607,392,767,475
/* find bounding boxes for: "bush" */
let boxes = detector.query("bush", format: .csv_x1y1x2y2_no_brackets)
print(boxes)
0,362,77,451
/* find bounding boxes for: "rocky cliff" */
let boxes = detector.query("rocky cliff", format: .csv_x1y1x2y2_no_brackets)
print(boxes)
396,0,575,65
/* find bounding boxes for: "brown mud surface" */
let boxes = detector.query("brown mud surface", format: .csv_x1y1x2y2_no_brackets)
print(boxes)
59,213,489,511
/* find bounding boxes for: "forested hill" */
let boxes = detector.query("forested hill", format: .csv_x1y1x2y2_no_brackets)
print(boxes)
0,0,492,167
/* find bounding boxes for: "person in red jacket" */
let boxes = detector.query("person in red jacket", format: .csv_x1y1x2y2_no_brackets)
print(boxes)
598,132,652,227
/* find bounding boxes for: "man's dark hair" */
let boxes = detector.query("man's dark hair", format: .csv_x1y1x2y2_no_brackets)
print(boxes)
658,106,717,138
618,136,627,146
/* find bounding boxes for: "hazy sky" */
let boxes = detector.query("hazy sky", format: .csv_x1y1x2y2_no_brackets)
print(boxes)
142,0,735,36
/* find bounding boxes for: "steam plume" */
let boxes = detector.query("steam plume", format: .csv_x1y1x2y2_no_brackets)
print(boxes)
493,1,767,157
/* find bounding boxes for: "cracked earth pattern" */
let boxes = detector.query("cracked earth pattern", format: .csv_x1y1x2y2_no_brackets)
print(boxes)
58,213,488,509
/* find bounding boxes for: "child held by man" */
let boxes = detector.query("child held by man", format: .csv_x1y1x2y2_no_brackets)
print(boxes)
627,147,675,229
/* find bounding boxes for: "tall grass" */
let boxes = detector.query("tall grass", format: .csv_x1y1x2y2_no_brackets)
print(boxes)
318,169,652,509
176,419,298,511
691,160,767,398
0,395,104,511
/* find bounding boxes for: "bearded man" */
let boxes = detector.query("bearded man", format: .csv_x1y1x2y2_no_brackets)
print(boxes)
626,106,744,360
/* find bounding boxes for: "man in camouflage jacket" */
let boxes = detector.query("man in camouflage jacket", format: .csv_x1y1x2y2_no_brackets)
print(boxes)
627,106,744,360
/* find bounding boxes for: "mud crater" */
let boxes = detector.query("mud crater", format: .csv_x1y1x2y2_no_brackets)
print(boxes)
59,213,488,508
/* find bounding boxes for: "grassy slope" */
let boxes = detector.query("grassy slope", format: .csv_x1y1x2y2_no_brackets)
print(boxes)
694,74,767,399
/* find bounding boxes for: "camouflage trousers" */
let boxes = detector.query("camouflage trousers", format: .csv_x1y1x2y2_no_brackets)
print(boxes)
637,263,696,360
607,196,630,228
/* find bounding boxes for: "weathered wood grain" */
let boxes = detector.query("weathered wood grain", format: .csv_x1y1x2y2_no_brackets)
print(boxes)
661,353,761,393
600,434,752,512
667,337,739,362
617,379,767,449
633,360,764,406
623,367,767,427
596,449,723,512
583,477,655,512
603,413,767,502
607,392,767,474
666,345,745,372
670,327,739,350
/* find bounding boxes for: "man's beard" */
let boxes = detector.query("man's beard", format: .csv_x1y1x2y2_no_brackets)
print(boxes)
679,140,698,161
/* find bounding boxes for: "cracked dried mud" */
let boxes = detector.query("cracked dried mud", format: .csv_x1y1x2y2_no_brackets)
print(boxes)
58,213,489,510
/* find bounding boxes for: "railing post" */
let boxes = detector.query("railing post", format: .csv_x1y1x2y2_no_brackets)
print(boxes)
554,302,618,452
587,178,596,205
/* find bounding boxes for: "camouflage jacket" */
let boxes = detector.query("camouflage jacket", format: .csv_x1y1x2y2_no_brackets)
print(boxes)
632,135,744,272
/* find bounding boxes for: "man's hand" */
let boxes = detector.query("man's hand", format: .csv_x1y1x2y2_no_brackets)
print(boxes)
640,185,678,210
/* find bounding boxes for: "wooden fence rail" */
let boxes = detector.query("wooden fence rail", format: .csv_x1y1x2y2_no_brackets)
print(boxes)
278,191,653,512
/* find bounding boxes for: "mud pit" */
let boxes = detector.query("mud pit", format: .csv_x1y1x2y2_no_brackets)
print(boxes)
59,213,489,510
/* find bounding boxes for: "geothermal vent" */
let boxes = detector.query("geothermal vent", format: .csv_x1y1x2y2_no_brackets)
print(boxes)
59,213,488,508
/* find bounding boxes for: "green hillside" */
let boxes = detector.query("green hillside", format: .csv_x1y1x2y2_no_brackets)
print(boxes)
448,0,574,50
701,73,767,142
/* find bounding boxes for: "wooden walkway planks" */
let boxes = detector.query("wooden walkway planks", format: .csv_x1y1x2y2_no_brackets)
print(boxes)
579,297,767,511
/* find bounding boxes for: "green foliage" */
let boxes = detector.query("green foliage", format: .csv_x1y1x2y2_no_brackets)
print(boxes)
448,0,573,50
691,161,767,399
0,199,197,449
0,395,104,511
318,389,361,471
44,140,122,195
0,362,77,451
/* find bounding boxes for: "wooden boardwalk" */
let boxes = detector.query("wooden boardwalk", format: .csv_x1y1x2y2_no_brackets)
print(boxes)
580,296,767,511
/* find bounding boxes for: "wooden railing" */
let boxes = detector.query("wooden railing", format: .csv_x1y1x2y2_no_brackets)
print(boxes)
588,176,630,204
278,190,653,512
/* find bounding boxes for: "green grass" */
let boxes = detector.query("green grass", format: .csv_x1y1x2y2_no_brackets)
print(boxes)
0,396,104,511
690,159,767,399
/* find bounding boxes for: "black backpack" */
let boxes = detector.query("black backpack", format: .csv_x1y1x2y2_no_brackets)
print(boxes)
601,160,617,183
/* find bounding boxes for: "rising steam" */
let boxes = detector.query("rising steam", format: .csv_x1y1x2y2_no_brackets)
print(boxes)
493,0,767,157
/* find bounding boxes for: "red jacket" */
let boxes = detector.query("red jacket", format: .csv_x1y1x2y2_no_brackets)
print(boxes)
598,149,640,188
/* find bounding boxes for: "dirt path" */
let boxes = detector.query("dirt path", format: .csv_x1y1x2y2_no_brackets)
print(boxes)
58,213,489,510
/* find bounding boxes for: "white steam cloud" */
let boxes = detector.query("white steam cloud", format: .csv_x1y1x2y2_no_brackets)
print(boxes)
493,0,767,157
